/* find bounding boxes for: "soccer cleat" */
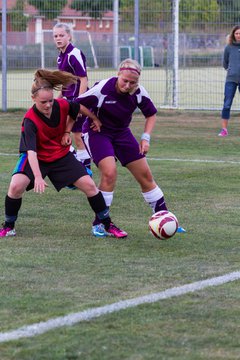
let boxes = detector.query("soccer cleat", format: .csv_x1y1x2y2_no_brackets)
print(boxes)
106,223,128,238
0,226,16,237
92,223,109,237
218,128,228,137
176,226,186,233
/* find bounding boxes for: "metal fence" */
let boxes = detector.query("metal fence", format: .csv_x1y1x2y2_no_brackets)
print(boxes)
0,0,239,110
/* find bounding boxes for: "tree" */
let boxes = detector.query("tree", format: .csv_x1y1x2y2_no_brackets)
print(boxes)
139,0,171,31
217,0,240,23
119,0,171,32
9,0,28,31
27,0,67,20
180,0,219,30
70,0,114,19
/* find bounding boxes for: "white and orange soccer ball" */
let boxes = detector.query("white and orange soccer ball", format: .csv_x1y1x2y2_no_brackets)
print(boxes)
149,210,178,240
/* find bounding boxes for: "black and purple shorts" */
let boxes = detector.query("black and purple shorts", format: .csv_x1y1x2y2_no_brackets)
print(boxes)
12,152,88,192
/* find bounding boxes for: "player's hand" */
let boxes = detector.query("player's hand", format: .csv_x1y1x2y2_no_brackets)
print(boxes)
90,117,102,132
34,176,48,194
61,133,72,146
139,140,150,155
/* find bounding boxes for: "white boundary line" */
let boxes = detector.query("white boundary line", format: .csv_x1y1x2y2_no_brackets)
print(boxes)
1,153,240,164
0,152,18,157
148,157,240,164
0,271,239,343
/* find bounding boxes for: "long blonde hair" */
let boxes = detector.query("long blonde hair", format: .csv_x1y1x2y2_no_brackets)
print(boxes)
31,69,77,95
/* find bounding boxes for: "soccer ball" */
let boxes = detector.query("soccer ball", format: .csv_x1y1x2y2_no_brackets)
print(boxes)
149,210,178,240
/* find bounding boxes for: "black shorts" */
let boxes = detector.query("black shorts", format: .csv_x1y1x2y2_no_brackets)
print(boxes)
13,152,88,192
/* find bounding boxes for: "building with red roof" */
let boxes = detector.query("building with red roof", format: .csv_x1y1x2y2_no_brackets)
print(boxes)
0,0,114,36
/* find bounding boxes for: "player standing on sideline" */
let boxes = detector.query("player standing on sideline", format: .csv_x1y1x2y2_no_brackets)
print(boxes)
218,25,240,137
75,58,186,238
53,22,91,169
0,69,114,238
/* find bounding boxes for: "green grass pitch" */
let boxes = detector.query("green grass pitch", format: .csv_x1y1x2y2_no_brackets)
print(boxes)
0,110,239,359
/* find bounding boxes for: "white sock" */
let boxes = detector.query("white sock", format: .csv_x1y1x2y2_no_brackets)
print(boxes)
142,186,164,212
101,191,114,207
76,149,90,162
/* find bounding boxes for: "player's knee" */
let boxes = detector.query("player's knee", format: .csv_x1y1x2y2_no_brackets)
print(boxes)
102,169,117,186
76,177,98,196
8,182,26,198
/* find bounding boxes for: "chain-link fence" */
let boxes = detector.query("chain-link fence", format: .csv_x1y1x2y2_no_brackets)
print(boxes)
0,0,239,110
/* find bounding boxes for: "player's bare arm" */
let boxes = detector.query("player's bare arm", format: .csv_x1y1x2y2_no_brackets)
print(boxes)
27,150,48,193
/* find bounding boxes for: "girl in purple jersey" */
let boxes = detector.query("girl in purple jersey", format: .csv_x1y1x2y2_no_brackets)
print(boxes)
53,23,91,168
76,58,185,238
0,69,115,238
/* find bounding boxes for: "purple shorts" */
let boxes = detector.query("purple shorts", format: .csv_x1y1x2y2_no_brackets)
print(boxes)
72,115,86,133
83,128,145,167
13,152,88,192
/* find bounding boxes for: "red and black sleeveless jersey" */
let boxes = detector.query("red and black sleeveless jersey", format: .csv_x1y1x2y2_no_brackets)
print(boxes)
21,99,73,162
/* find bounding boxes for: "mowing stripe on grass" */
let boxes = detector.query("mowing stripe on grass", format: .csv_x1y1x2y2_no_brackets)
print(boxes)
0,271,239,343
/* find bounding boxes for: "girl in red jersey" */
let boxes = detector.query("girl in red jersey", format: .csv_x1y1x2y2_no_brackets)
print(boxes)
0,69,113,238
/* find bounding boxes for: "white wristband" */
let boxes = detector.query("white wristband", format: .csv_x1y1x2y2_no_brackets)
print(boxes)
141,132,151,142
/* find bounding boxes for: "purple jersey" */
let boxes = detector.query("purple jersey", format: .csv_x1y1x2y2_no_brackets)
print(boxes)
76,77,157,133
76,77,157,167
57,43,87,100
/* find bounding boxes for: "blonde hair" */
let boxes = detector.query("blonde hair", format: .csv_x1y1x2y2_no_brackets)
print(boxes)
118,58,141,76
31,69,77,95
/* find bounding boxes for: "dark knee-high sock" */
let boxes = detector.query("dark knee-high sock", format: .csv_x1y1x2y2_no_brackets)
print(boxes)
5,195,22,228
92,191,113,226
88,192,111,229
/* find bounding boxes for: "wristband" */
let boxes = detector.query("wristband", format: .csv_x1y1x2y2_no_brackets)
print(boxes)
141,132,151,142
64,131,71,134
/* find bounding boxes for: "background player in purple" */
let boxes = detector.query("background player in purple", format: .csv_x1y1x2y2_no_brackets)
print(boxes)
0,69,114,238
76,58,186,238
53,23,91,169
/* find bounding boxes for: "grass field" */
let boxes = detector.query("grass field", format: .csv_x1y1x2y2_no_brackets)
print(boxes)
0,110,240,359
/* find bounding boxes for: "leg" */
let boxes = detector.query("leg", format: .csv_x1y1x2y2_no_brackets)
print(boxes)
90,157,127,238
127,158,186,233
0,173,30,237
126,158,167,212
73,174,101,198
92,156,116,226
98,156,117,191
85,131,128,238
73,175,112,232
73,132,91,168
219,81,237,136
72,118,91,168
